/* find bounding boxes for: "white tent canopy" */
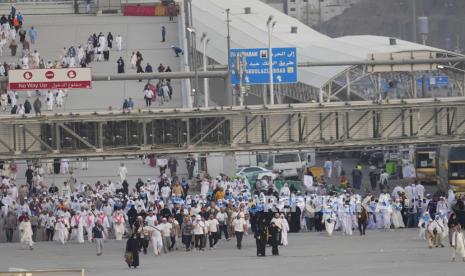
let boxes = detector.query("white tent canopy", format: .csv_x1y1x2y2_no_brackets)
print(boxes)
191,0,451,90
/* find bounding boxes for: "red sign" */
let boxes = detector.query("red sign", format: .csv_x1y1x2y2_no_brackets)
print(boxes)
23,71,33,80
67,70,77,79
45,71,55,79
8,68,92,90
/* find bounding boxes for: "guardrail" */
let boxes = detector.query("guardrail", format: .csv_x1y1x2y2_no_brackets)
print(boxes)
0,0,73,2
0,269,85,276
0,1,96,15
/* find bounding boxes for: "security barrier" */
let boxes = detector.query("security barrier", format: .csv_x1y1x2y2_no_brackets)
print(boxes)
0,269,85,276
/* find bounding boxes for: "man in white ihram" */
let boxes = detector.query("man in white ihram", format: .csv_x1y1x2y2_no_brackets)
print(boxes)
118,163,128,182
115,34,123,51
324,158,333,179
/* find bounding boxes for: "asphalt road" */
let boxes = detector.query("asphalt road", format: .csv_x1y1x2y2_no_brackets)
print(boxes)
0,229,461,276
8,156,440,197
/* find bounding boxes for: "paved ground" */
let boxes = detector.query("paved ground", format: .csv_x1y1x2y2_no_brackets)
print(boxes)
12,157,191,189
8,156,439,197
0,229,462,276
1,14,183,112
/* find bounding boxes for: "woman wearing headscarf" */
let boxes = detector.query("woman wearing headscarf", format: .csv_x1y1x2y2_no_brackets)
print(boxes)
451,224,465,262
280,214,289,246
322,201,336,236
125,234,140,268
19,215,34,250
448,213,460,245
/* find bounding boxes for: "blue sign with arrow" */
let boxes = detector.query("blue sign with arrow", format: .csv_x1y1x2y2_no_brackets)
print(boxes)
229,47,297,85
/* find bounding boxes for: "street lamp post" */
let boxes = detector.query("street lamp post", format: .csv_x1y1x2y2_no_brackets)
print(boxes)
226,8,232,106
187,27,198,107
201,32,210,107
411,0,417,43
267,16,276,105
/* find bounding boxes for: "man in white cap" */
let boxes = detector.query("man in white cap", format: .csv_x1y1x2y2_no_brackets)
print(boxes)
193,215,206,251
232,212,247,250
45,211,56,241
207,214,219,249
160,218,172,253
145,211,157,228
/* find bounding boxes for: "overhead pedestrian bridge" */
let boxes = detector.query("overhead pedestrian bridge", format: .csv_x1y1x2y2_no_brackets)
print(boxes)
0,97,464,159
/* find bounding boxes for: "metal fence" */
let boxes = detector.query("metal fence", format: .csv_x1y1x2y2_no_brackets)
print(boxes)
0,0,74,3
0,0,95,15
0,269,85,276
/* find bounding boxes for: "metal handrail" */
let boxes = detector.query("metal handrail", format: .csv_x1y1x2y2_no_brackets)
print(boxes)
0,1,77,3
0,269,84,276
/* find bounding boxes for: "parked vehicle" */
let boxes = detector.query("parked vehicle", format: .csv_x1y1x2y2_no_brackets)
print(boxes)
415,147,438,184
235,166,277,181
439,145,465,192
264,150,316,178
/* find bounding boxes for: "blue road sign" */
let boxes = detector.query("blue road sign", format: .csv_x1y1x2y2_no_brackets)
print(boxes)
432,76,449,87
229,47,297,85
417,75,449,89
417,77,430,89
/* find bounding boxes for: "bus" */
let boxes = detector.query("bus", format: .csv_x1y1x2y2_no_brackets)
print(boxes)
439,145,465,192
415,147,438,184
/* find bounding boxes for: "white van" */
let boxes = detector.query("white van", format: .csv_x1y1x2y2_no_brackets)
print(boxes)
264,150,316,178
235,152,259,168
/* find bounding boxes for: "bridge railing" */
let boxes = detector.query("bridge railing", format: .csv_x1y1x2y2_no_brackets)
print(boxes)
0,0,97,14
0,269,85,276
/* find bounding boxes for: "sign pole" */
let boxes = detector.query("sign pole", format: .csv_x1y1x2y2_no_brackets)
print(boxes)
268,26,274,105
226,8,232,106
239,53,244,106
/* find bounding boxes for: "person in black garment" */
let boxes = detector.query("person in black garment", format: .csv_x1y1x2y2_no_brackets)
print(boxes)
125,234,139,268
254,216,269,257
270,221,279,256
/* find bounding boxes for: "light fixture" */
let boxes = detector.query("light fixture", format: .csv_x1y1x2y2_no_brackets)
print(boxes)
266,15,274,26
200,32,207,42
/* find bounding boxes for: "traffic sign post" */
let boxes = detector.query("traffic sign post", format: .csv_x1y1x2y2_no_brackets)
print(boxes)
416,75,449,89
8,68,92,90
229,47,297,85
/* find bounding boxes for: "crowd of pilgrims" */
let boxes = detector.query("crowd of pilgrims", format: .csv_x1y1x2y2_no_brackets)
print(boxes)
0,22,123,114
1,159,465,261
0,7,176,115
